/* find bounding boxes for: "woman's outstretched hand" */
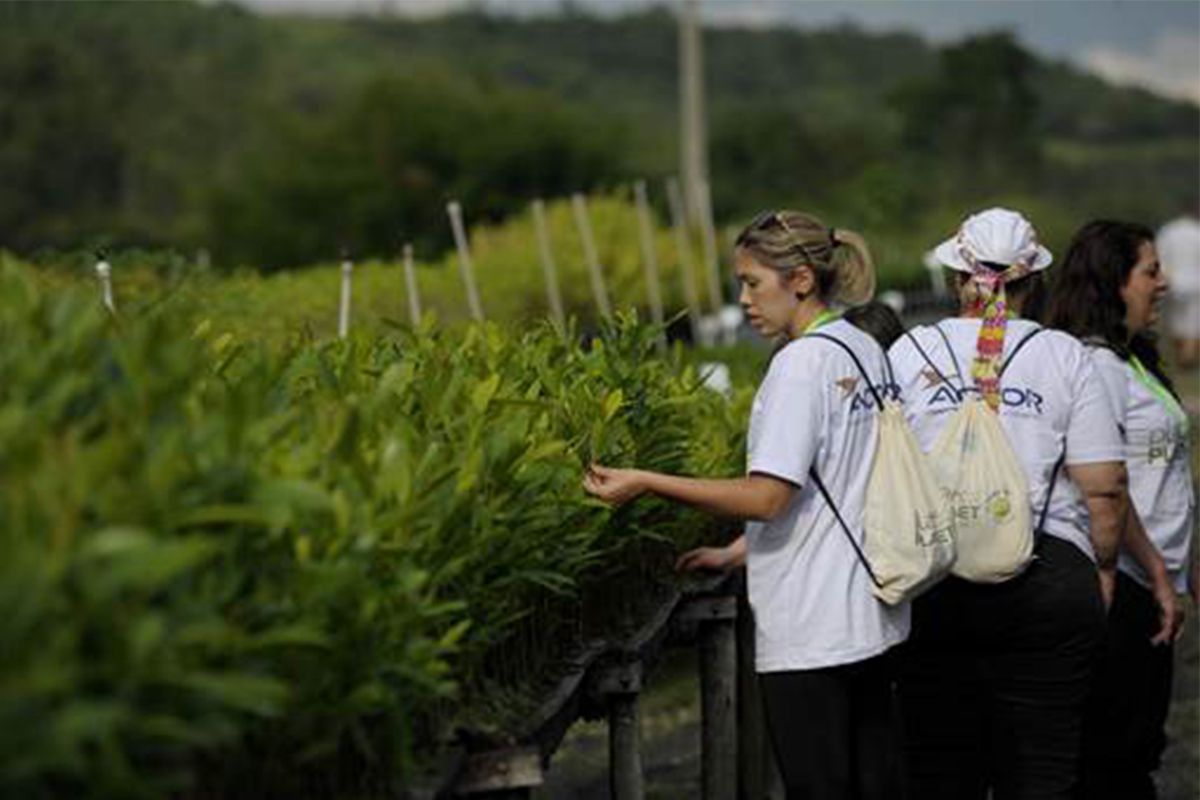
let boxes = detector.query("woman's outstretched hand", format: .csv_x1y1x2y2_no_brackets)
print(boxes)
676,535,747,575
583,465,647,506
676,546,738,574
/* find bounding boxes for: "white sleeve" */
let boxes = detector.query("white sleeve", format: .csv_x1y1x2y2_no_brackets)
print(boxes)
1064,344,1124,465
747,344,824,485
887,336,921,427
1090,349,1130,441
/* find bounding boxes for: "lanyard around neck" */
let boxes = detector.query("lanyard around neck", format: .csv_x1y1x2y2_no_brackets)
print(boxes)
1129,355,1188,429
801,308,841,336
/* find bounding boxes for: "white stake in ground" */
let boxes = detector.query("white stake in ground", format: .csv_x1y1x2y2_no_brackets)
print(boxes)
571,192,612,321
531,199,566,333
402,243,422,325
94,257,115,314
665,177,702,343
446,201,484,322
633,180,666,352
697,177,723,316
338,256,353,339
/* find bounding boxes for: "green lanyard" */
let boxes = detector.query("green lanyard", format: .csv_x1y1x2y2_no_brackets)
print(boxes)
1129,355,1188,430
801,308,842,336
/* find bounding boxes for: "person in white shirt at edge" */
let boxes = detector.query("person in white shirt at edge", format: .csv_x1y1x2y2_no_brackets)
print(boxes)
583,210,907,800
1045,220,1195,800
1154,210,1200,369
887,208,1128,800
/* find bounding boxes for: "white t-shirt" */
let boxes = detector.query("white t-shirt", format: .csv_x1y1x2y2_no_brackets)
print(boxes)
888,319,1124,561
745,319,910,672
1091,347,1196,591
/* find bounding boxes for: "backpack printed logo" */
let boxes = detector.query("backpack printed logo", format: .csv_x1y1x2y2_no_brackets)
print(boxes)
943,486,1016,528
913,508,954,548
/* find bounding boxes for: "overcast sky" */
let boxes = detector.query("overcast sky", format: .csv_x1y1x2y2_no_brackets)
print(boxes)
233,0,1200,103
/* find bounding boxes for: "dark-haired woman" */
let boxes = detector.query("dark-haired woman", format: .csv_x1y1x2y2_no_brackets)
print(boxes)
1046,220,1195,800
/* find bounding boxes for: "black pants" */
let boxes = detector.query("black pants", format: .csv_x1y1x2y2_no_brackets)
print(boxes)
896,535,1107,800
1078,572,1175,800
760,652,899,800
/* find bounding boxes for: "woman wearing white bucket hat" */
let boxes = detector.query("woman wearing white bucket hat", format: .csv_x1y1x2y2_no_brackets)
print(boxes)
887,208,1128,798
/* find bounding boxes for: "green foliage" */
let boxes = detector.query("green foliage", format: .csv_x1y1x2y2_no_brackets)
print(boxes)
0,257,748,797
180,193,717,336
209,72,624,270
896,32,1042,179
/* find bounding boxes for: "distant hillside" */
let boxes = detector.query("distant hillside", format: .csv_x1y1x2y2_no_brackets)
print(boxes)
0,1,1196,269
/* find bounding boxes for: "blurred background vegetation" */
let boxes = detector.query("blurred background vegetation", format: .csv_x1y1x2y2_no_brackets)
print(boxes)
1,1,1197,290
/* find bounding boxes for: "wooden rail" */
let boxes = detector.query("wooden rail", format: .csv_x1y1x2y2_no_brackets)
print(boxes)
430,573,782,800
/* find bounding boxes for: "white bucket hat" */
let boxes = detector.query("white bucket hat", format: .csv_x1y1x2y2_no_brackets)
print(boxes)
932,208,1053,274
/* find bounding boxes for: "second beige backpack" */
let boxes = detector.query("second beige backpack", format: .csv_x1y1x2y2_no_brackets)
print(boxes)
905,325,1058,583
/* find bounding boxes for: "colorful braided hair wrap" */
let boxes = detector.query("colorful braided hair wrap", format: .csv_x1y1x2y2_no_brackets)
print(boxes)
954,235,1036,412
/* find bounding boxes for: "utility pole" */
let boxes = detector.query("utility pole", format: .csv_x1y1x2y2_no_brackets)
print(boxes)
680,0,724,310
679,0,707,232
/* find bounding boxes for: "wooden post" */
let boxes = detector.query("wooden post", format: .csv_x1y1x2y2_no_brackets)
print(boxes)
633,180,666,352
94,257,115,314
570,192,612,321
665,177,702,343
697,177,723,316
595,661,644,800
338,256,353,339
531,199,567,333
447,200,485,322
402,243,421,325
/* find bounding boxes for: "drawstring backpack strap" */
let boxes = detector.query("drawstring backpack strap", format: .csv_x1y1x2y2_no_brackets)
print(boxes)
932,322,966,385
998,327,1046,377
904,323,1046,390
802,331,886,588
1037,451,1066,534
809,466,883,589
902,328,957,390
804,331,886,411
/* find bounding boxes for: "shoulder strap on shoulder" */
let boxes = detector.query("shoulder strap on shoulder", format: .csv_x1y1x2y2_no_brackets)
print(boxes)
999,326,1046,377
901,328,956,390
805,331,885,410
931,322,966,384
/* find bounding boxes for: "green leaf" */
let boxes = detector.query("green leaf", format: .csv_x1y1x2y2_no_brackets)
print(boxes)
601,388,624,421
471,373,501,412
165,671,289,718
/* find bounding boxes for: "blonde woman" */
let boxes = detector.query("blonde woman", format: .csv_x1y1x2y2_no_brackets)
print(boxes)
585,210,905,800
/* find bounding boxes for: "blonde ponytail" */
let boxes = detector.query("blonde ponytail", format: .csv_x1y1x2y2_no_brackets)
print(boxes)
829,227,876,305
